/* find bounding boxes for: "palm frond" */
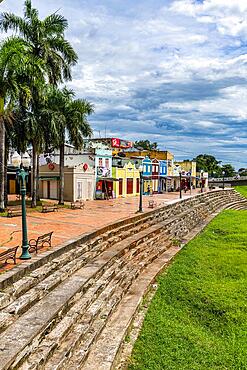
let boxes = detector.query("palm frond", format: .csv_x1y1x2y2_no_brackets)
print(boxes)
0,13,31,39
43,13,68,34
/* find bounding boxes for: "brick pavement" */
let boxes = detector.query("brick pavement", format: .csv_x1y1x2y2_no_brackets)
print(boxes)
0,190,202,273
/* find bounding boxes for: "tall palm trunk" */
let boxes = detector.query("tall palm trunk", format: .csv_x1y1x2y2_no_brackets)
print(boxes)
31,141,37,208
36,154,40,201
59,142,64,205
4,140,8,208
0,97,5,212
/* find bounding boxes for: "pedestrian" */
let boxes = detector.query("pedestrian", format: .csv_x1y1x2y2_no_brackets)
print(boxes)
147,185,151,195
184,185,187,193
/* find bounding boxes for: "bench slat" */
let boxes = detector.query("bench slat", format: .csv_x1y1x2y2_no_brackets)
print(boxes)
29,232,53,253
0,246,18,265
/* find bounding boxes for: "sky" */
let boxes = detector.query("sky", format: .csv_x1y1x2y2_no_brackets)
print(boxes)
1,0,247,169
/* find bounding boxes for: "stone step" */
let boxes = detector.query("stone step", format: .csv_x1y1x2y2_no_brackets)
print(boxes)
225,200,247,210
81,246,181,370
0,220,171,369
0,218,160,329
45,239,171,369
22,230,170,370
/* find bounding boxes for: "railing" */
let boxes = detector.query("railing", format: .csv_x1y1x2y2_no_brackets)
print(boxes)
209,176,247,182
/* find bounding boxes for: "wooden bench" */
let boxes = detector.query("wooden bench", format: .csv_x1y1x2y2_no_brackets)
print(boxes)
41,204,58,213
7,208,22,217
148,200,157,209
0,246,19,265
29,232,53,253
71,200,85,210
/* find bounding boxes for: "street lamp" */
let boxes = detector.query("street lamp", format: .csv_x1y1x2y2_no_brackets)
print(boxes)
188,171,192,195
179,171,182,199
222,171,225,190
138,165,144,213
200,170,203,193
11,151,31,260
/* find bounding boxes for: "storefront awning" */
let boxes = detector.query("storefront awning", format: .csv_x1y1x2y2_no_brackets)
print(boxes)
97,177,120,182
39,176,60,180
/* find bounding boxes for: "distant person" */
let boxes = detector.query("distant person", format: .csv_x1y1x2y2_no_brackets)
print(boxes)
184,185,188,193
147,185,151,195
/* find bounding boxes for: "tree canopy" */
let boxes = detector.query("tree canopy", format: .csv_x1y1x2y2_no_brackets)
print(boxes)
134,140,158,151
194,154,235,177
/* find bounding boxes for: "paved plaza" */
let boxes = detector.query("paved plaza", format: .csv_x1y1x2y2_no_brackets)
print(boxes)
0,190,201,272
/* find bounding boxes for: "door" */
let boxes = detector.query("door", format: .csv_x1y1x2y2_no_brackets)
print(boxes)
9,180,16,194
43,181,48,198
127,178,133,194
136,178,140,193
77,181,83,199
50,180,58,199
119,179,123,196
87,180,93,200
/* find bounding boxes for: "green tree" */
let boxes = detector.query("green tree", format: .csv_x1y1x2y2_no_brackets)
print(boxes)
1,0,78,207
45,87,94,204
221,164,235,177
134,140,158,150
194,154,221,176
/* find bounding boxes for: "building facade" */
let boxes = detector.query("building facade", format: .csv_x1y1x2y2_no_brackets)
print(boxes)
112,162,140,198
39,162,95,202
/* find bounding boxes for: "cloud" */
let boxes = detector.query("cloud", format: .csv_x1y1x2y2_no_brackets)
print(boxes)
0,0,247,168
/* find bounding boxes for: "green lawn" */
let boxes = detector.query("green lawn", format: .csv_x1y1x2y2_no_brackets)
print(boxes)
235,186,247,199
129,210,247,370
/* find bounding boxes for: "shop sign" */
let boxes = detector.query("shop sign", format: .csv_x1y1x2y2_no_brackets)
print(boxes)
111,138,133,149
97,167,111,177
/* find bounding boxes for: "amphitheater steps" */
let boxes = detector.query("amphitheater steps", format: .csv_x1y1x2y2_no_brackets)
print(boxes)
20,231,171,370
44,241,171,370
0,220,171,369
81,246,180,370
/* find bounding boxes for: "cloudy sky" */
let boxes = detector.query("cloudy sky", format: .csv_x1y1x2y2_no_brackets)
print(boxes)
1,0,247,169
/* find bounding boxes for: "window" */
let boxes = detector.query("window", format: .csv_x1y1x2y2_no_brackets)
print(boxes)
77,181,83,199
105,158,109,168
99,157,103,167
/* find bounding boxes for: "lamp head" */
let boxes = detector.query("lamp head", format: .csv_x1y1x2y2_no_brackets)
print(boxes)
222,171,225,175
11,151,21,168
22,152,31,169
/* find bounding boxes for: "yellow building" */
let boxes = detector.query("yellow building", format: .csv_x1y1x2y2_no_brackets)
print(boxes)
174,160,197,177
124,150,174,177
112,162,140,198
172,160,197,189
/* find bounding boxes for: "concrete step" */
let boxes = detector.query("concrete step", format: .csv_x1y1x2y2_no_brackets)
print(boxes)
0,220,171,369
20,233,171,370
81,246,181,370
46,240,171,369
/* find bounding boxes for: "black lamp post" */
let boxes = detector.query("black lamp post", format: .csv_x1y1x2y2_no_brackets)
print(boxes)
12,151,31,260
200,170,203,193
179,171,182,199
138,165,144,212
188,171,192,195
222,171,225,190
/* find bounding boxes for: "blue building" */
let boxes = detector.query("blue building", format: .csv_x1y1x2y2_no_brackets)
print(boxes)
159,160,168,192
142,156,152,194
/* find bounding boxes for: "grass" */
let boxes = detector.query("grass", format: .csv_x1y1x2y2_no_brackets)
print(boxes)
235,186,247,199
129,210,247,370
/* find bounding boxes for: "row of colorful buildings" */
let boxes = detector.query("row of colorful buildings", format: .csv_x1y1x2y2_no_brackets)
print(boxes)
7,138,208,201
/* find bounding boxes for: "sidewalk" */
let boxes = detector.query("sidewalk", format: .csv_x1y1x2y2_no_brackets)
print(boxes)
0,190,200,272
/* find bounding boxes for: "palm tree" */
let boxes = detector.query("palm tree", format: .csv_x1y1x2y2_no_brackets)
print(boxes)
0,37,33,211
0,0,78,207
45,87,94,204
